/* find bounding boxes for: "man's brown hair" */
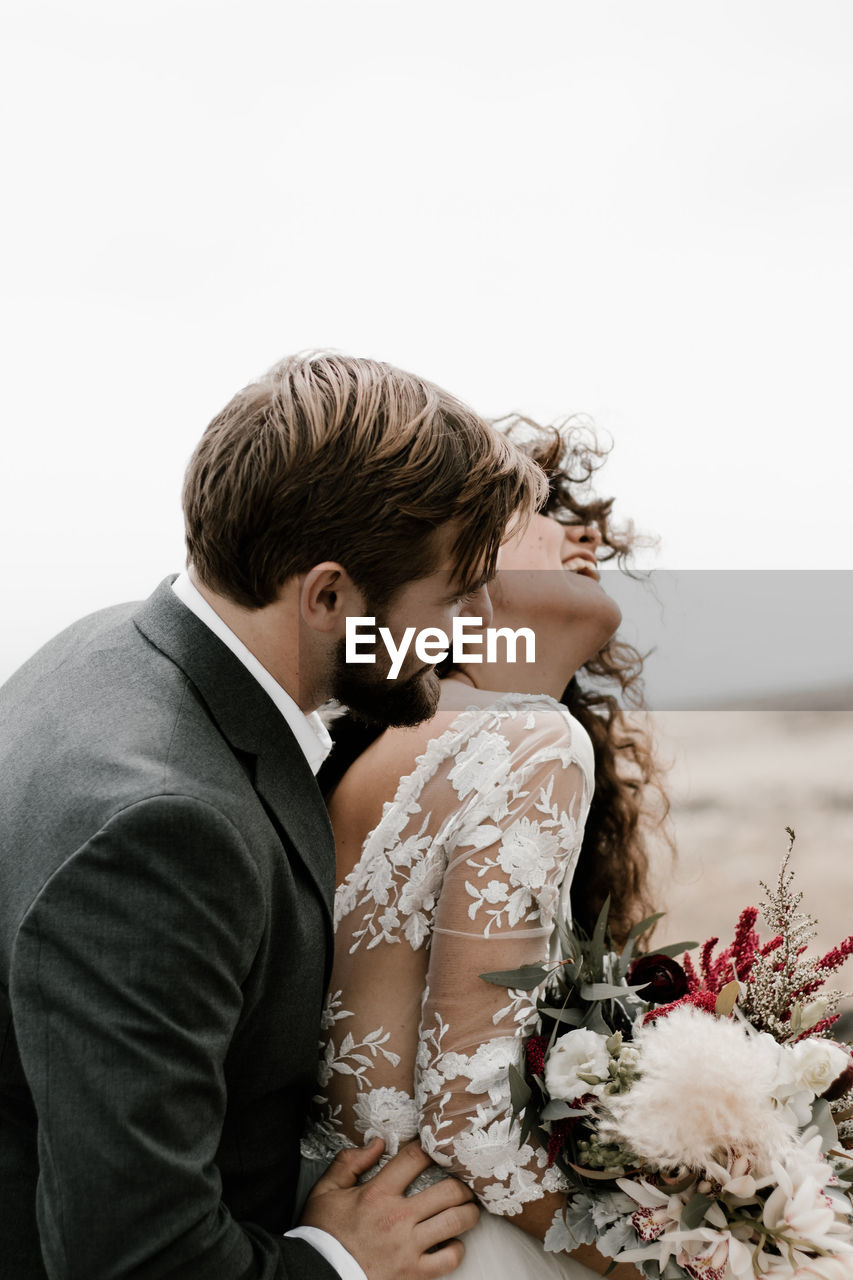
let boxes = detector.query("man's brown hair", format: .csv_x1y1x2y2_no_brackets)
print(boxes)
182,353,546,609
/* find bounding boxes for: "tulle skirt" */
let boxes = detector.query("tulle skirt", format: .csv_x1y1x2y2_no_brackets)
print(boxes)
449,1209,598,1279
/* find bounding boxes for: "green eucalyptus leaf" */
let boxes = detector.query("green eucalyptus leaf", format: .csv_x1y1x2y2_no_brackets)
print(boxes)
540,1099,587,1120
648,940,699,959
627,911,665,941
581,982,636,1001
680,1193,713,1229
584,1004,613,1036
590,895,611,971
619,933,638,973
480,964,549,991
811,1097,839,1152
540,1006,585,1026
508,1063,532,1115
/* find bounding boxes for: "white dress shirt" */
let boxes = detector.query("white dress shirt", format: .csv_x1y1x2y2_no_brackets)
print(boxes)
170,572,365,1280
170,571,332,773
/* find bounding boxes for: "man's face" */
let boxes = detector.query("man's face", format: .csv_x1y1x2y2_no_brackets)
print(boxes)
330,525,493,728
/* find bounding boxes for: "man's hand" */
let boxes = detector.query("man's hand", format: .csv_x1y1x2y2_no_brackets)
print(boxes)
301,1139,480,1279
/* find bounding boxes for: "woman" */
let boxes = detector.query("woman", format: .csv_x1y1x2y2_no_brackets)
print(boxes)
304,422,666,1277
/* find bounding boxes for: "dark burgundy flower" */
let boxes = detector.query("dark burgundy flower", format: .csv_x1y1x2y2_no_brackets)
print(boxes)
628,954,689,1005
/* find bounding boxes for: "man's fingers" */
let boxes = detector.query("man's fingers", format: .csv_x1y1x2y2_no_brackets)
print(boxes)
414,1201,480,1253
407,1173,477,1223
419,1238,468,1279
309,1138,385,1194
365,1140,432,1193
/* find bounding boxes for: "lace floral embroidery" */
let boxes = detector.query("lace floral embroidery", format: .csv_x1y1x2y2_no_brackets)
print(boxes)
335,698,590,953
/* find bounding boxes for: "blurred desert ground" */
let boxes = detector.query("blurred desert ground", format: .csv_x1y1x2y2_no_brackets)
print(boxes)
645,699,853,1031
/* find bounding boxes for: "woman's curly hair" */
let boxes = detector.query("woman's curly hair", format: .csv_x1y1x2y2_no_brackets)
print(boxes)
496,414,670,945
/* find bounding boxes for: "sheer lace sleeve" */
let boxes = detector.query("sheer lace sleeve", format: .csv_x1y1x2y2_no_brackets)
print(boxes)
415,700,593,1217
308,694,594,1223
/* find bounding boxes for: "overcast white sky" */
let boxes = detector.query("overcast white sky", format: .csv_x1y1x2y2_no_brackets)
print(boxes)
2,1,852,685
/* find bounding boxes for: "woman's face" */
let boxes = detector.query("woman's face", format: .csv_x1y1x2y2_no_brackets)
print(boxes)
490,512,622,672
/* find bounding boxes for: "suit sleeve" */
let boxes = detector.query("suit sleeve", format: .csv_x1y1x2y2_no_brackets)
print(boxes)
10,794,338,1280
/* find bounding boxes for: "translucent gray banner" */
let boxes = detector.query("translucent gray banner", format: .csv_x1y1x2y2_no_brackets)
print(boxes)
598,569,853,710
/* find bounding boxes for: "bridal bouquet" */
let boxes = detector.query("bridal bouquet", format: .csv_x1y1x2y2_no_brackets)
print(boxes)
482,833,853,1279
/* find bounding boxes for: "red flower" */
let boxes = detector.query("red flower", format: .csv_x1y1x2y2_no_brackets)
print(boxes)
627,954,689,1005
525,1034,549,1079
546,1118,574,1166
643,988,718,1025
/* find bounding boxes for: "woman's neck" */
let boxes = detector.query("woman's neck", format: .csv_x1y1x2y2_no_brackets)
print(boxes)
440,656,571,704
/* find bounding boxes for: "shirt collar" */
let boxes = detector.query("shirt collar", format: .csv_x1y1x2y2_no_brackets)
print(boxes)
170,570,333,775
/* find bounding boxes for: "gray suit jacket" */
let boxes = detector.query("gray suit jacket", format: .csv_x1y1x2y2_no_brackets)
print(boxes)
0,578,339,1278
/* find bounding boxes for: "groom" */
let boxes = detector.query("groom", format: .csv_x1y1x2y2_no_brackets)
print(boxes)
0,353,544,1279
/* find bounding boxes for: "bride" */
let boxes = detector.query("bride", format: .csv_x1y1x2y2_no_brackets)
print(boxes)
303,424,663,1277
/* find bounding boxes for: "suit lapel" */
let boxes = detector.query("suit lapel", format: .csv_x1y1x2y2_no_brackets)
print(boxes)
133,578,336,937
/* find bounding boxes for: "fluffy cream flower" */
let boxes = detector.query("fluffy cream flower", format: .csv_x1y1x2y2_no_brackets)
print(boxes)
603,1006,799,1173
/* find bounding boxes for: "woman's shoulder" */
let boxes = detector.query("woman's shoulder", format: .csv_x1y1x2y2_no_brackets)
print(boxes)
442,691,594,772
329,691,593,848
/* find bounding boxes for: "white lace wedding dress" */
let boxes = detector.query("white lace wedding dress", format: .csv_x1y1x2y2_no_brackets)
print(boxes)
302,693,600,1277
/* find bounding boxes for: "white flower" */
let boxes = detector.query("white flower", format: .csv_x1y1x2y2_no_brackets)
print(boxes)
544,1028,611,1101
614,1178,695,1272
771,1042,821,1128
788,1038,851,1098
352,1087,419,1156
675,1231,754,1280
791,1258,853,1279
762,1145,853,1256
701,1151,759,1200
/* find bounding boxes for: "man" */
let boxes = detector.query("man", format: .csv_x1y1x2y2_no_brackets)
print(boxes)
0,353,545,1278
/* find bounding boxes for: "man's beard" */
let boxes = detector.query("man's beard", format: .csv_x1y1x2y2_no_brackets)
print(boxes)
330,636,441,728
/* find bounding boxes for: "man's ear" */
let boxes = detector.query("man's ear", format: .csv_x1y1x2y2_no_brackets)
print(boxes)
299,562,363,633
